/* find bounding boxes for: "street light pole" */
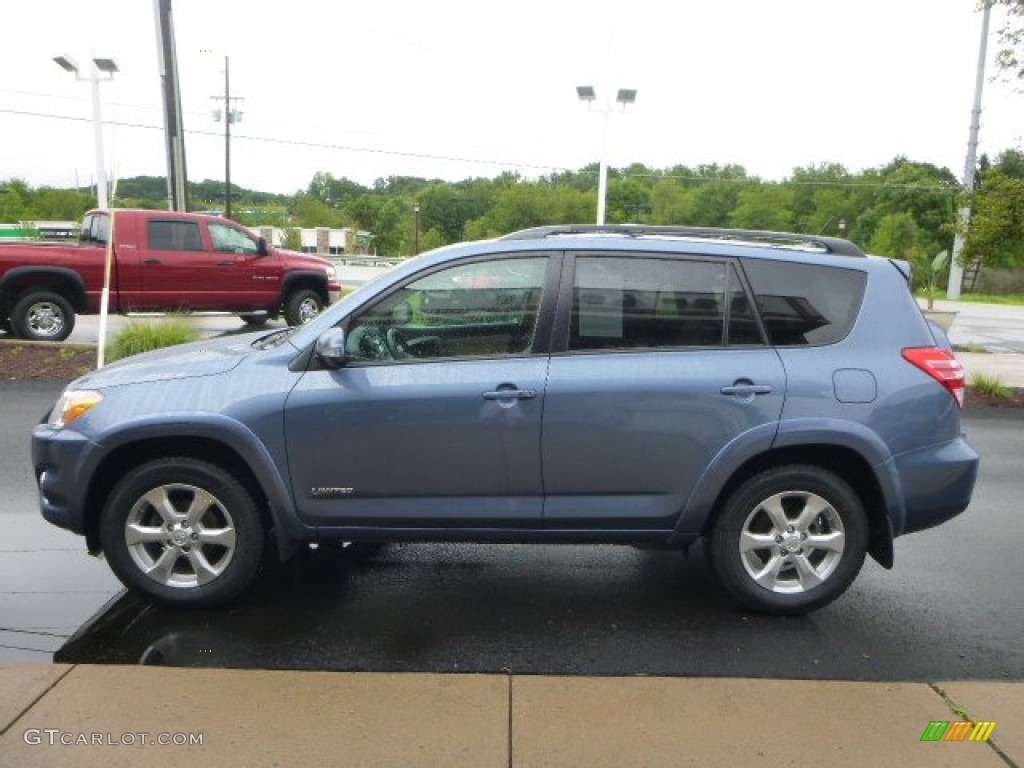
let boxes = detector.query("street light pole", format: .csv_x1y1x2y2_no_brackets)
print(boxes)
54,55,118,208
576,86,637,225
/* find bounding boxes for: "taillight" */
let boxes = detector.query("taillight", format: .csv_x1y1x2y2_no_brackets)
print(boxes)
902,347,966,407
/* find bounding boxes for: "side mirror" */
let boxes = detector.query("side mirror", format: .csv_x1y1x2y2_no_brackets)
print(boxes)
257,236,269,256
315,327,347,369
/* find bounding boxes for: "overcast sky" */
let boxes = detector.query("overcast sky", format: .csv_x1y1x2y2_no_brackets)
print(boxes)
2,1,1021,196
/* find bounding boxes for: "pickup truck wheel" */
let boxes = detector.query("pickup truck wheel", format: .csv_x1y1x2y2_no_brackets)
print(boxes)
11,291,75,341
100,457,266,608
708,465,868,616
284,289,324,326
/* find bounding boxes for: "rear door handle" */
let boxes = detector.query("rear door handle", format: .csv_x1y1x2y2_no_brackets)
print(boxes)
216,260,235,267
144,259,162,265
482,388,537,400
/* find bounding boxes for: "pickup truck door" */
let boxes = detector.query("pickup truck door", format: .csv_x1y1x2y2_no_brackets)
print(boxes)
138,218,258,310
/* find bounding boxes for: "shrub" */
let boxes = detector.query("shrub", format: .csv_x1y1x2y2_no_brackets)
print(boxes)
107,318,199,361
969,372,1011,400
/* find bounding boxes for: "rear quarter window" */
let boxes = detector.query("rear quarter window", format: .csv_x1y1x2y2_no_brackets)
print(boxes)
741,259,866,346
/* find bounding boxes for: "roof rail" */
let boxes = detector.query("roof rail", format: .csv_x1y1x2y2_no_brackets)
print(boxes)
500,224,866,258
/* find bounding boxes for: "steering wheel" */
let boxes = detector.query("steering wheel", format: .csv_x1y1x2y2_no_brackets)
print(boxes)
385,327,411,359
348,325,391,360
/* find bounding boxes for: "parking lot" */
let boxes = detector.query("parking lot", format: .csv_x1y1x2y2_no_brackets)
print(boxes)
2,377,1022,681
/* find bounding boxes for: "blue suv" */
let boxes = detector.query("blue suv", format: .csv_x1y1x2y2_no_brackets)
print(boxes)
32,225,979,614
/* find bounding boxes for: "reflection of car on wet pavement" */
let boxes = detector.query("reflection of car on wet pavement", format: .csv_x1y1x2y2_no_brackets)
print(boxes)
32,224,978,615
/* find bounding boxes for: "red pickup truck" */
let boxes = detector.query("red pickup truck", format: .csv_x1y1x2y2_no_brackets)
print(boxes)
0,209,342,341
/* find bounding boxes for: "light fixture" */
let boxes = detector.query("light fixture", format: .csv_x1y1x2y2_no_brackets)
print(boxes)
576,85,596,102
93,58,119,74
53,55,79,73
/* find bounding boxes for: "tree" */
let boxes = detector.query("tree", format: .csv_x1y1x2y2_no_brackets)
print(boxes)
868,212,921,259
282,228,302,251
990,0,1024,81
729,184,794,231
962,169,1024,268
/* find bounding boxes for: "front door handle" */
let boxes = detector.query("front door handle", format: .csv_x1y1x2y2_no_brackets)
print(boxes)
144,258,162,265
482,388,537,400
216,260,235,267
720,382,773,396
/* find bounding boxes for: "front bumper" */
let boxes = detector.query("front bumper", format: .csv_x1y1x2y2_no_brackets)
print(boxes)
892,436,980,535
32,424,95,536
328,280,343,305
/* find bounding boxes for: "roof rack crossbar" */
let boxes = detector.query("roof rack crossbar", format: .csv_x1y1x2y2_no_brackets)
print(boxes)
500,224,865,257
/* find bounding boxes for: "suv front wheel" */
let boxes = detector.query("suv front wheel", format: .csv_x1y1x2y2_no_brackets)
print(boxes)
100,457,265,607
708,465,868,616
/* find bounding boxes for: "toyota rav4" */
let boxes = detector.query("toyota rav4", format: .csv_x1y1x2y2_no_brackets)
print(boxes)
32,225,979,614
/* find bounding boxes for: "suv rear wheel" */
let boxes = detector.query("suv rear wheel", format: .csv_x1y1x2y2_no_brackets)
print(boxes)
708,465,867,615
100,457,265,607
11,291,75,341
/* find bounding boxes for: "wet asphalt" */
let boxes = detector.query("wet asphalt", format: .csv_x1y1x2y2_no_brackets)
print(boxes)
2,380,1022,681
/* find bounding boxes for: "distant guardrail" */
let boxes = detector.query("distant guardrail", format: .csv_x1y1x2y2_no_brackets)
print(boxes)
327,255,407,268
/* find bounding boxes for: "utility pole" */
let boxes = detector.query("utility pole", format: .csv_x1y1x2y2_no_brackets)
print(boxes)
947,3,992,300
211,56,242,219
154,0,188,211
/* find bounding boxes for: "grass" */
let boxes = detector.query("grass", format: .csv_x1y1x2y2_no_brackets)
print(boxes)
107,318,199,362
956,292,1024,306
969,372,1011,400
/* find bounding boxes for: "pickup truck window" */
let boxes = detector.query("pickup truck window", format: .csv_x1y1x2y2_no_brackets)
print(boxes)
147,220,203,251
209,222,259,254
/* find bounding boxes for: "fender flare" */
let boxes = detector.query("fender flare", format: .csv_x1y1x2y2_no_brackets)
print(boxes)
670,417,905,546
0,266,89,311
79,414,309,556
279,270,329,305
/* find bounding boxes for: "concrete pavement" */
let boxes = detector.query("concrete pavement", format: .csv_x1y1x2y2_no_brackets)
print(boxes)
0,665,1019,766
3,292,1022,767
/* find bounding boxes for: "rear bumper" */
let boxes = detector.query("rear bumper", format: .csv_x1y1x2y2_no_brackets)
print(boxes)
892,436,979,535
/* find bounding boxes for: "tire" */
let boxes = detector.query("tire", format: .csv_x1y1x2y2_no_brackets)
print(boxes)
708,465,868,616
10,291,75,341
283,288,324,326
100,457,266,608
239,314,269,328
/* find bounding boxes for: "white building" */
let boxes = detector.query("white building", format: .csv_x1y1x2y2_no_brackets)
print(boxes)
255,226,373,256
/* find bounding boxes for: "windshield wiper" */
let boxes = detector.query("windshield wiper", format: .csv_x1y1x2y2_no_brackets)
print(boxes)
251,327,296,350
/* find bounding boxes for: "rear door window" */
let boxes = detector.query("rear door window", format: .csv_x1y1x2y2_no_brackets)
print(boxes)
147,220,204,252
570,256,751,350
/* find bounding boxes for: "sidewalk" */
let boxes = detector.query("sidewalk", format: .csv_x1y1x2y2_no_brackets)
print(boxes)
1,665,1020,767
958,351,1024,388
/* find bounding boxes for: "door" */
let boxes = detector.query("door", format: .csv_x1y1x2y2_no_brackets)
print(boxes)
541,254,786,530
285,254,557,528
138,218,251,309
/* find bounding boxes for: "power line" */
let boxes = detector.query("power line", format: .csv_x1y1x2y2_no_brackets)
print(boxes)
1,107,964,192
0,107,574,174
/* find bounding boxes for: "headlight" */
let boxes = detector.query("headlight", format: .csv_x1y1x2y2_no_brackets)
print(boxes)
325,265,337,280
49,390,103,429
